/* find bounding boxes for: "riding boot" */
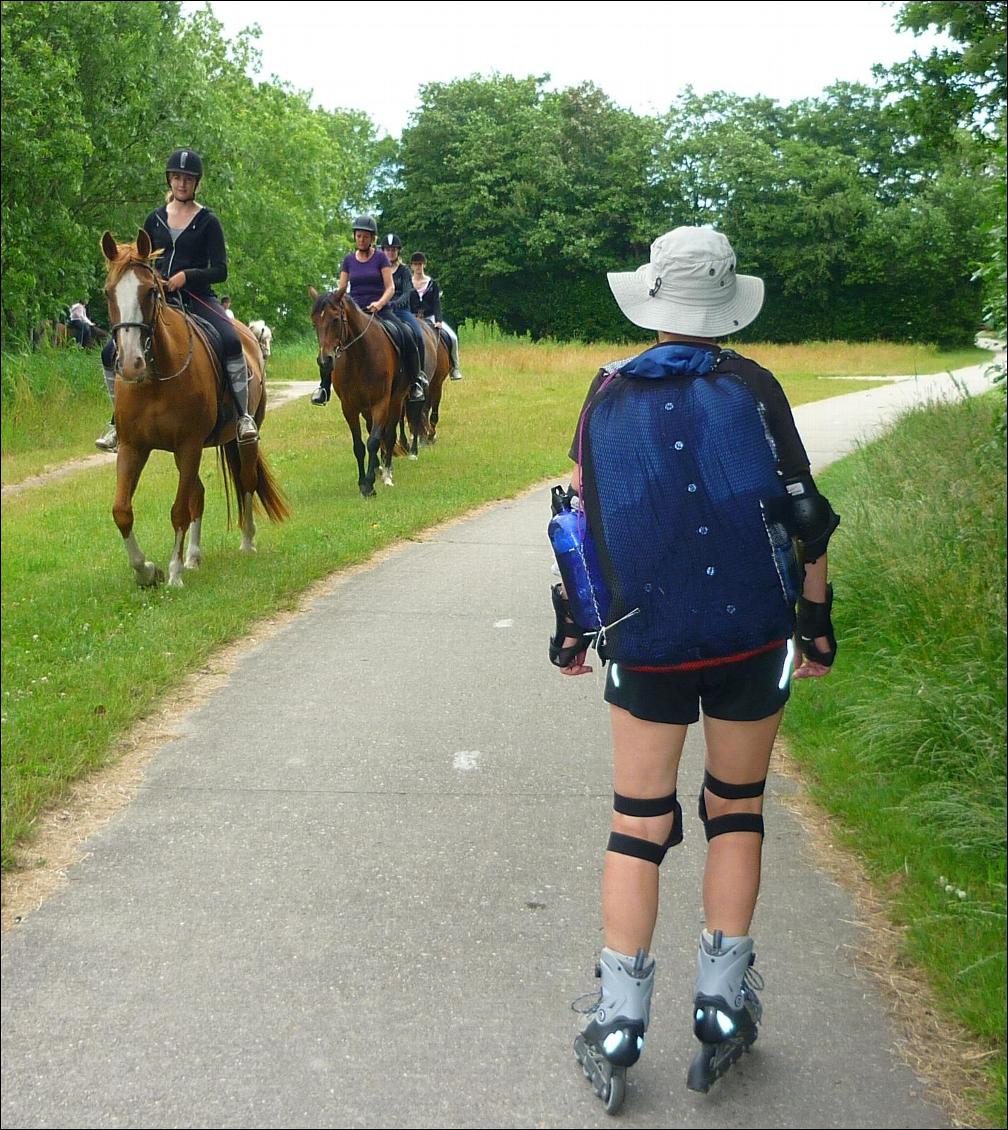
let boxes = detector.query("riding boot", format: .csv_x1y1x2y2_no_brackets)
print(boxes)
312,355,332,406
409,347,429,403
228,355,259,444
95,367,119,451
408,325,428,402
445,325,464,380
410,370,429,402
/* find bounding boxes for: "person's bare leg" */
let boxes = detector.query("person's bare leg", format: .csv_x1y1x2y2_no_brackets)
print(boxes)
700,711,782,936
601,706,688,955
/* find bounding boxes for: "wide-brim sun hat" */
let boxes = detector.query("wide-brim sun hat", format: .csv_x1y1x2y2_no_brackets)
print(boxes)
607,227,764,337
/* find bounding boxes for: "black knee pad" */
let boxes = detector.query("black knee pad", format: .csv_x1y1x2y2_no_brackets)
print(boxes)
606,791,683,865
698,771,766,841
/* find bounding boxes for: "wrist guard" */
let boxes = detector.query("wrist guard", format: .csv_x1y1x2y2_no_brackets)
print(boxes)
549,583,595,668
797,583,837,666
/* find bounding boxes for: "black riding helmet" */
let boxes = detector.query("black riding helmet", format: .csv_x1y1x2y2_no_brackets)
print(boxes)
165,148,204,185
351,215,378,235
383,233,402,250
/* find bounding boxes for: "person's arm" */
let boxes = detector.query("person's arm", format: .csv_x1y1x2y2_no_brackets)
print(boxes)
367,266,394,311
428,280,444,324
170,212,228,293
390,265,413,310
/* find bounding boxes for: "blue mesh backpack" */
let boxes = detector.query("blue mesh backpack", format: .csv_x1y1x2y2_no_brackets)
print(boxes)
578,344,799,667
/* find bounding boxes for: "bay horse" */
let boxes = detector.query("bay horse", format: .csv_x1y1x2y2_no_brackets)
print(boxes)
394,321,451,458
102,229,289,587
308,286,411,497
420,325,453,446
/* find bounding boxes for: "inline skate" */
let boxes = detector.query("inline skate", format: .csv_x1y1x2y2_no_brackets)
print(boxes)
574,947,655,1114
686,929,763,1093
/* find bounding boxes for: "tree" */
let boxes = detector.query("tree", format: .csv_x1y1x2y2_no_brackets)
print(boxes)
884,2,1007,350
0,2,386,346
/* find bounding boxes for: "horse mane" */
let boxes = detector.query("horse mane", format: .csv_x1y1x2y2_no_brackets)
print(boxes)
105,243,164,288
311,286,356,318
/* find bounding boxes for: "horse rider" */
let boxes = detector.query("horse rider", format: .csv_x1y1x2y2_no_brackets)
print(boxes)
67,300,98,348
381,233,430,398
408,251,464,380
311,218,426,406
96,148,258,452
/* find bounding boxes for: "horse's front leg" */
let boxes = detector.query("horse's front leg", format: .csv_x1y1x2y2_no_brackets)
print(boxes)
429,391,441,444
379,415,399,488
168,444,203,585
343,406,370,496
113,445,163,587
404,400,423,460
185,474,206,570
366,419,386,491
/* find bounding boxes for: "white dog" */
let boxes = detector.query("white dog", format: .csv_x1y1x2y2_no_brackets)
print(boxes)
248,319,273,359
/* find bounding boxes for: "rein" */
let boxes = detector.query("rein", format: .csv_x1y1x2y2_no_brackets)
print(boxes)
328,295,376,357
111,261,195,383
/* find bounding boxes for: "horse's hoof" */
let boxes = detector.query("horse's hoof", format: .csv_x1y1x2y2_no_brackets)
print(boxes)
137,565,164,588
240,543,257,554
168,575,184,588
184,554,202,570
408,453,418,461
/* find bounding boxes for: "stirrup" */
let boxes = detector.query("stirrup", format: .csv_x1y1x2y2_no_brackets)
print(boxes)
95,424,118,453
311,385,330,405
549,583,595,668
450,369,464,381
236,414,259,444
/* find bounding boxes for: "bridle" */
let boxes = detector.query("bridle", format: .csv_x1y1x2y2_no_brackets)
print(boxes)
325,293,375,359
109,259,194,383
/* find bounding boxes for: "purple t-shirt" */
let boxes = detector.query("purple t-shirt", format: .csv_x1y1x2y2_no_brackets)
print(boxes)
341,249,391,308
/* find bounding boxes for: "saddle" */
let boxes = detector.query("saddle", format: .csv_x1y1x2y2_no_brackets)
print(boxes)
372,316,415,384
374,315,410,356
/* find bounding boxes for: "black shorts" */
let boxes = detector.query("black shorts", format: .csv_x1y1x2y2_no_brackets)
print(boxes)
603,643,793,725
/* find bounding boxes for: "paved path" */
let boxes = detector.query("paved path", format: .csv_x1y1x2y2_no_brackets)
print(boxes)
1,363,996,1129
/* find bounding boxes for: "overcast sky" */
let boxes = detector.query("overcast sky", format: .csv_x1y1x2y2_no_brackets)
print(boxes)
184,0,949,136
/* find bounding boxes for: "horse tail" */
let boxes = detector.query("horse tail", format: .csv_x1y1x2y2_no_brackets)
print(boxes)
219,442,292,524
217,445,236,528
252,450,291,523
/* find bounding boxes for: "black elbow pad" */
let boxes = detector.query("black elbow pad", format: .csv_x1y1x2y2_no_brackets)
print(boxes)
785,476,840,562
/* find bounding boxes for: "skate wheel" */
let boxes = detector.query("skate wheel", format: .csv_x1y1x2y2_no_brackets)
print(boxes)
604,1068,626,1115
686,1044,716,1093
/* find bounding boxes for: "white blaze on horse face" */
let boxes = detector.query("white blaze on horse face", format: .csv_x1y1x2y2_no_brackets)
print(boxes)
114,272,147,377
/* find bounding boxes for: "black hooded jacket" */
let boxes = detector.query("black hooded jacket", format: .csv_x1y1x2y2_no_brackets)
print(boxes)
143,205,227,296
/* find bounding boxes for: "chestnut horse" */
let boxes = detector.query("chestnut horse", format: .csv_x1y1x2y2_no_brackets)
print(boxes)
102,230,289,587
309,286,412,496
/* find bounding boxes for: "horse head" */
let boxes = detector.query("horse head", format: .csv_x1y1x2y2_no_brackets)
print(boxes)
248,320,272,358
101,229,166,381
309,285,357,368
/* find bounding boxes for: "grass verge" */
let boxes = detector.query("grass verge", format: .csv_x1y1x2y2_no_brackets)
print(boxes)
0,338,987,484
781,391,1006,1127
